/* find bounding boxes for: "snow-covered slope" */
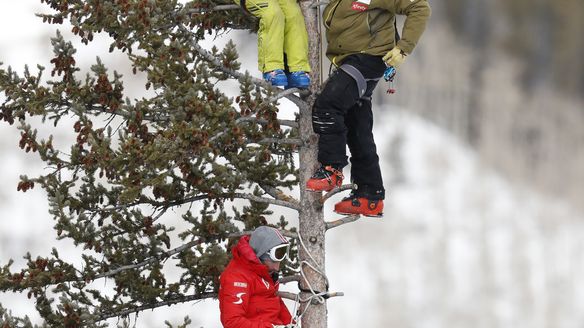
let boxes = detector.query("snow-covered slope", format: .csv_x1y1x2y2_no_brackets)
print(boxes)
325,109,584,328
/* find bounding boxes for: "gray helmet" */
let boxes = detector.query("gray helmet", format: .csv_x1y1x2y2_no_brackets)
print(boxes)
249,226,289,260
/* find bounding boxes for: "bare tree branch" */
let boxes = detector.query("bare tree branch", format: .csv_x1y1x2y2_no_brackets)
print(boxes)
278,291,298,301
186,5,240,13
231,229,298,239
325,215,360,230
278,291,344,303
259,184,300,207
93,191,299,216
95,292,218,322
209,116,299,143
280,275,302,284
321,184,355,204
88,194,210,214
267,87,310,103
238,116,299,129
325,292,344,299
258,137,303,146
94,238,207,280
233,192,301,211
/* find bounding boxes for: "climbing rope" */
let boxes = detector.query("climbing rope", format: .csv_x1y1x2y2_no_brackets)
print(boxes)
286,230,335,327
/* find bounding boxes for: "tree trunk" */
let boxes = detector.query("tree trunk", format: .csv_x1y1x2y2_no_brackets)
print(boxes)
298,2,328,327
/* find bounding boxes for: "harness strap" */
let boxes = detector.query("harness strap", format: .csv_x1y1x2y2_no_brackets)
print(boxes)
339,64,381,99
339,64,367,98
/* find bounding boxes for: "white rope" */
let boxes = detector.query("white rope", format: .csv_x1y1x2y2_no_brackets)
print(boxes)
287,230,332,327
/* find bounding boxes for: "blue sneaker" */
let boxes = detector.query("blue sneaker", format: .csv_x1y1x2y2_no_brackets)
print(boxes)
263,69,288,87
287,71,311,89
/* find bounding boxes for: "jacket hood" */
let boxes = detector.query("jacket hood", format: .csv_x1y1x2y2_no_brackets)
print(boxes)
231,235,271,279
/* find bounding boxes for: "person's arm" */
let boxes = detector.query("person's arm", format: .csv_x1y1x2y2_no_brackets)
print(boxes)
219,273,273,328
393,0,431,54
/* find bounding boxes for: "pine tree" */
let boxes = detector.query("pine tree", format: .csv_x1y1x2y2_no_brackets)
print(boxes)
0,1,349,327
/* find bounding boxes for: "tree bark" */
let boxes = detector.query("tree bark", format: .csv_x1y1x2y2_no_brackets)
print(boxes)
298,1,328,327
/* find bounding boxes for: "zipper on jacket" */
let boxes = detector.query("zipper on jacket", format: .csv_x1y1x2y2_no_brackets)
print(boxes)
324,0,342,29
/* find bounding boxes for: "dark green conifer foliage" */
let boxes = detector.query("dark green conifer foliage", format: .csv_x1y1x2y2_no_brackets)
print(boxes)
0,1,304,326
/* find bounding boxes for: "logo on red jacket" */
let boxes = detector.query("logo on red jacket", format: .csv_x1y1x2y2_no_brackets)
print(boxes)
233,292,246,305
351,0,369,11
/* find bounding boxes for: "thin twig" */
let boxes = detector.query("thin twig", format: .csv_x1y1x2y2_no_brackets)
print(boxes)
325,215,360,231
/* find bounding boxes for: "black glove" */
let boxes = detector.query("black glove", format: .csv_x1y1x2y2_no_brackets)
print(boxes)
270,271,280,283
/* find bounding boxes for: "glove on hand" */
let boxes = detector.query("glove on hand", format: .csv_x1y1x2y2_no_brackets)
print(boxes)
270,271,280,283
382,47,407,68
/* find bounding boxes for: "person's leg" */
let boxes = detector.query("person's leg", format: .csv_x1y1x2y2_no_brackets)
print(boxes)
242,0,285,73
345,98,385,199
276,0,310,73
313,69,361,166
336,97,384,216
306,69,360,191
330,54,386,216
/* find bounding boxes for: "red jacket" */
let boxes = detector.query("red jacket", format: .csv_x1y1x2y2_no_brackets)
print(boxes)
219,235,292,328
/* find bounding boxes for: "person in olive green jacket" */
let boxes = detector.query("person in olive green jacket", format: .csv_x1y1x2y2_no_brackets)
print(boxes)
306,0,430,217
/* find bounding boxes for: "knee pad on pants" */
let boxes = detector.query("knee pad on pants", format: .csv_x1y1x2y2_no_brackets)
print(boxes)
312,109,346,135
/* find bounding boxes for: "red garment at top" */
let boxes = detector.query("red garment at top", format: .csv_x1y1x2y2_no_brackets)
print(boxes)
219,235,293,328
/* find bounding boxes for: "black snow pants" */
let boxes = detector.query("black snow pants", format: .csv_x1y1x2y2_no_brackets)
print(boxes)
312,54,386,200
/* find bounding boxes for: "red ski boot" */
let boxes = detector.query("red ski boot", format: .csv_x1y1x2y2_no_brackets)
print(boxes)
334,194,384,217
306,165,344,192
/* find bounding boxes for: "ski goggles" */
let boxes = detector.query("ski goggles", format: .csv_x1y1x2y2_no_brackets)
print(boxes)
267,243,289,262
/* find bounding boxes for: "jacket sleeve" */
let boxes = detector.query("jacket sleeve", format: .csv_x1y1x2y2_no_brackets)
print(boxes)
219,272,273,328
277,297,293,325
392,0,431,54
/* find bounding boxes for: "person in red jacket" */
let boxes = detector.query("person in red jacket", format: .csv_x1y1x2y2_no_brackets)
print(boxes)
219,226,294,328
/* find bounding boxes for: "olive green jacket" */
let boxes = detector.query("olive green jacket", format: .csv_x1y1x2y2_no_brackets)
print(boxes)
323,0,431,65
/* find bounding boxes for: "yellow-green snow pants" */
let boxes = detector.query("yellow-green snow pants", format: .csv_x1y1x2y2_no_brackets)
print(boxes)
236,0,311,73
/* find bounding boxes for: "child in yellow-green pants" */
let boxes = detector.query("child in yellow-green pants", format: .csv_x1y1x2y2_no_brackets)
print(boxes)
236,0,311,88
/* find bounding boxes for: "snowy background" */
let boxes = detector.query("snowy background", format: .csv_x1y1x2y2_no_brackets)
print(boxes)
1,1,584,328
